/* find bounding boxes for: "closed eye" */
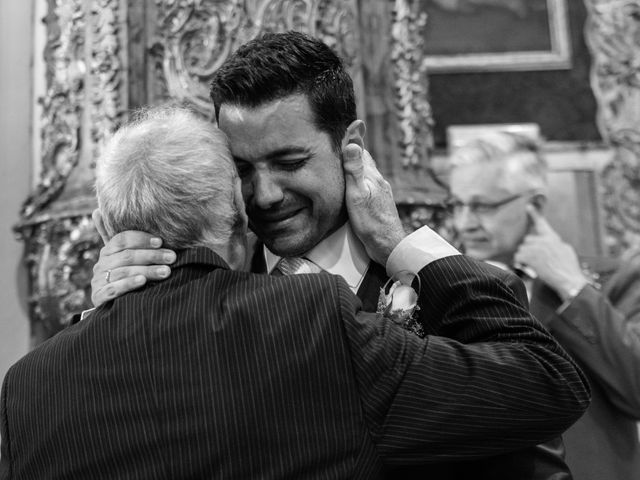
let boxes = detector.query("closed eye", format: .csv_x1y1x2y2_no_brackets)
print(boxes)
274,157,309,172
234,159,252,178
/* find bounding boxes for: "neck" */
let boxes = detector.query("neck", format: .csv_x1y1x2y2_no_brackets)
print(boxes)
201,232,247,271
489,253,515,268
322,213,348,245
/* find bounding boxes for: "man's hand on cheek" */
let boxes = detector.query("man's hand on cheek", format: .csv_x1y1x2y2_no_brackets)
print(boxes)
514,205,588,301
342,143,406,266
91,230,176,307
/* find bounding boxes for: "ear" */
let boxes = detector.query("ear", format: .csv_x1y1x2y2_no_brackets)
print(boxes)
232,176,248,233
341,119,366,150
91,209,111,244
529,192,547,212
226,176,250,271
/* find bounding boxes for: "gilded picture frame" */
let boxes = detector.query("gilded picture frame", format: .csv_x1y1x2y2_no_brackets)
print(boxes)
421,0,572,73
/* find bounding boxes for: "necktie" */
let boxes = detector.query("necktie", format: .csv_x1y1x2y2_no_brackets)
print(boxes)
273,257,322,276
513,264,535,302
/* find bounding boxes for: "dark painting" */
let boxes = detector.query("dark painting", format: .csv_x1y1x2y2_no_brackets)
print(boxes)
426,0,600,146
422,0,571,72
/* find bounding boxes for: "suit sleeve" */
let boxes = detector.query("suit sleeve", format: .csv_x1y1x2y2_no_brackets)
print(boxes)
340,254,590,464
550,258,640,418
1,369,12,479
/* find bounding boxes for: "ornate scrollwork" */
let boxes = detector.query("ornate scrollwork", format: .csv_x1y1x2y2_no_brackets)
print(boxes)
18,0,438,345
600,131,640,251
89,0,126,167
584,0,640,254
22,215,102,343
315,1,359,66
15,0,127,344
390,0,433,168
398,203,452,238
20,0,86,221
151,0,359,115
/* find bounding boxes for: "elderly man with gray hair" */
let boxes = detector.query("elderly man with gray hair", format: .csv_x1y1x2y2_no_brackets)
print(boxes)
448,130,640,480
96,106,248,265
1,107,590,479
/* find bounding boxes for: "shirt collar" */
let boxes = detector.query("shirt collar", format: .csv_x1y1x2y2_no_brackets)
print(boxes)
485,259,534,301
485,260,511,272
263,222,370,290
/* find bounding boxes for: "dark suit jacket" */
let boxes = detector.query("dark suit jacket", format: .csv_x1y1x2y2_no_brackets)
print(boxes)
253,247,581,479
1,248,588,479
356,262,572,480
529,254,640,480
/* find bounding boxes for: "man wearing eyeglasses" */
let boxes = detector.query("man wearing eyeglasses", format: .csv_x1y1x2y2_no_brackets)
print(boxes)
448,130,640,480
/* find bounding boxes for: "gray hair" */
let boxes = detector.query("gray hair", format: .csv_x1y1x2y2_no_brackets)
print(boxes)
450,131,548,193
95,105,240,250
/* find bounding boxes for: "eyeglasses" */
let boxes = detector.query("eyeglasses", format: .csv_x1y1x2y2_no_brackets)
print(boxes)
447,192,530,216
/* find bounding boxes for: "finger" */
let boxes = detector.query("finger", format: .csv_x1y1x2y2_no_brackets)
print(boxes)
101,230,166,256
93,248,176,275
91,276,148,307
342,143,366,190
92,209,109,245
93,265,172,288
517,237,547,253
526,204,556,236
360,148,383,178
514,241,537,261
513,249,531,269
520,234,544,247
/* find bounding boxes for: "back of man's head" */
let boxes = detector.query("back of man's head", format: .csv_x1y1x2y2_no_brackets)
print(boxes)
209,30,356,152
95,106,241,251
450,131,548,194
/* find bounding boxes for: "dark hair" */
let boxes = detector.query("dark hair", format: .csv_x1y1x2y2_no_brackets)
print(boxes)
210,31,356,152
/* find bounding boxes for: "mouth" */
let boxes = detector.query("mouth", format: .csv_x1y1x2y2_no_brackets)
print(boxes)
461,237,489,247
250,207,305,232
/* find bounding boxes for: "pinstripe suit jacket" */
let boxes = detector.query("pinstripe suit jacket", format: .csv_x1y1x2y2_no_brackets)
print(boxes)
252,250,577,479
1,248,588,479
355,263,572,480
529,255,640,480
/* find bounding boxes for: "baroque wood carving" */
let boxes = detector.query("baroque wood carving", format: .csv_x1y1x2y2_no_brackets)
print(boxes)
584,0,640,254
17,0,438,344
390,0,432,169
14,0,126,344
359,0,445,235
149,0,361,116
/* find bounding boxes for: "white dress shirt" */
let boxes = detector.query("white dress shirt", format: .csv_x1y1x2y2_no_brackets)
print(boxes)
264,223,459,293
82,224,460,320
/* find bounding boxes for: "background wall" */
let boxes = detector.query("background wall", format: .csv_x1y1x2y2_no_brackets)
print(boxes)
428,0,599,147
0,1,33,383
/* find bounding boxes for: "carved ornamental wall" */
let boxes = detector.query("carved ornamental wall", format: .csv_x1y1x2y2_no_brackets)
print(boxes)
584,0,640,255
17,0,640,344
15,0,437,344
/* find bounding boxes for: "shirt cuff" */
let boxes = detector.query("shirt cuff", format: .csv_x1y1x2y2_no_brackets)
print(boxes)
553,285,599,343
556,282,591,315
80,307,96,321
386,226,460,277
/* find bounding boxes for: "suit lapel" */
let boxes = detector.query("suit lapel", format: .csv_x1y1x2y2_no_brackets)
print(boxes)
250,241,268,274
251,241,387,313
356,262,388,313
529,279,561,328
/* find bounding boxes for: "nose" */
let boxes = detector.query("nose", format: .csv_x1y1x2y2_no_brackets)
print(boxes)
248,170,285,210
453,205,481,232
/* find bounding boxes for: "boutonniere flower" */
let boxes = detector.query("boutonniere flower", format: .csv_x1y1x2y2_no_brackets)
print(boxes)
377,272,423,337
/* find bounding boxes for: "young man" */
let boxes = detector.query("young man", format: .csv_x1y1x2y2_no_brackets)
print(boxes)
449,131,640,480
1,107,589,479
87,33,580,478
